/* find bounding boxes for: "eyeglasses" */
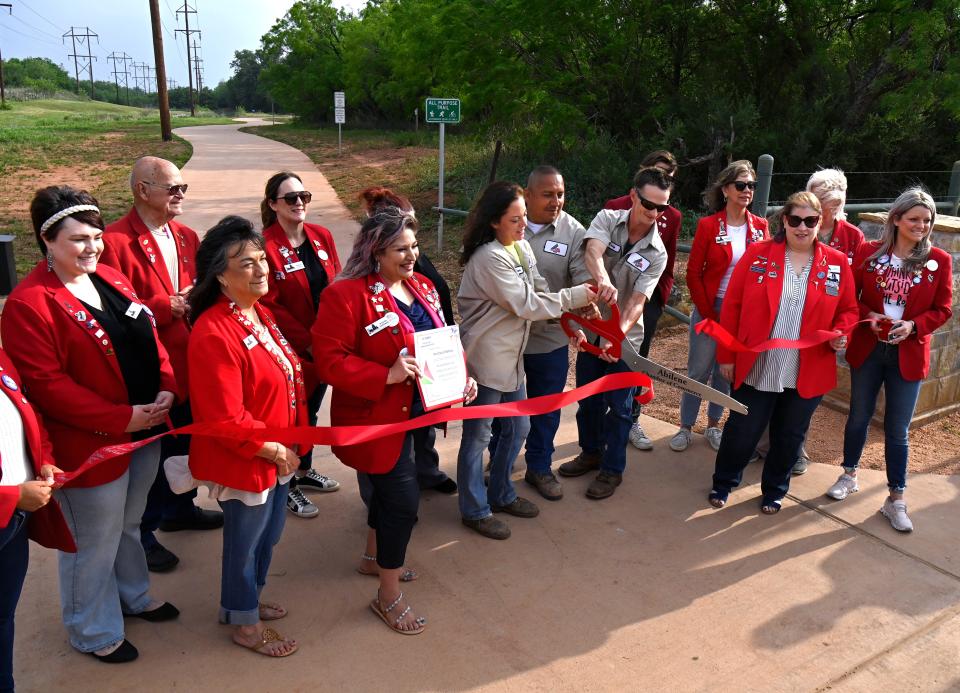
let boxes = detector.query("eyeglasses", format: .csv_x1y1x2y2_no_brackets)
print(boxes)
276,191,313,205
142,181,188,196
731,181,757,192
784,214,821,228
634,192,669,213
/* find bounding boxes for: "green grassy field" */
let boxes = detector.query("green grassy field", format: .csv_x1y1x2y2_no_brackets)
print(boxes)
0,100,235,275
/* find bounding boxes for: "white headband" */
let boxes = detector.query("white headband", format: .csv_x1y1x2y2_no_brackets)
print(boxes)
39,205,100,235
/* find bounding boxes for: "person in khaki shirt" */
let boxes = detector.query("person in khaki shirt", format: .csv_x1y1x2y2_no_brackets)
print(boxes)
489,166,591,502
559,167,670,500
457,181,596,540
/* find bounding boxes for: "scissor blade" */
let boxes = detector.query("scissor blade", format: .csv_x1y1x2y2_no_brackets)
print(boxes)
620,340,748,415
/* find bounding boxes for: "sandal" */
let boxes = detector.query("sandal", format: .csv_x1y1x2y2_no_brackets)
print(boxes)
708,490,728,509
258,601,287,621
234,627,298,657
760,499,782,515
357,553,418,582
369,590,426,636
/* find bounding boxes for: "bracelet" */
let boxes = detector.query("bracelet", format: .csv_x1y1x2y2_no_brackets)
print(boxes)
272,444,283,463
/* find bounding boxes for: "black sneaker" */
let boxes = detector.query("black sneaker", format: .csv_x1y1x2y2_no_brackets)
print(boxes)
287,486,319,518
295,469,340,492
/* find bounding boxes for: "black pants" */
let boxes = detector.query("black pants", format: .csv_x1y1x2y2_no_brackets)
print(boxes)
295,383,328,474
631,295,665,421
0,511,28,692
361,432,420,570
712,384,822,502
140,400,197,547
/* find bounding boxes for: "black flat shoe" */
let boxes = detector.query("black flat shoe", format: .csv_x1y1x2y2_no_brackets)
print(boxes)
145,544,179,573
90,639,139,663
127,602,180,622
159,508,224,532
431,478,458,494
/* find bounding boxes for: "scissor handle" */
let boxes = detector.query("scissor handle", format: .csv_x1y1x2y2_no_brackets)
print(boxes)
560,303,624,360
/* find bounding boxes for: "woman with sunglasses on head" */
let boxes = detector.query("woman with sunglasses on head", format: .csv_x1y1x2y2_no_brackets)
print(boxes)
708,192,858,513
672,161,769,454
824,188,952,532
2,186,179,664
261,172,342,520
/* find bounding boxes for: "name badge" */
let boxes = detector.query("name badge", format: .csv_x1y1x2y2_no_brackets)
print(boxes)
514,265,525,277
607,241,621,253
544,240,569,257
625,252,651,273
125,302,143,319
284,261,305,273
242,334,258,350
365,311,400,336
715,236,731,245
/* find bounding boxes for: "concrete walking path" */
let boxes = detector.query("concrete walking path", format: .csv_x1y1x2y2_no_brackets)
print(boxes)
12,121,960,692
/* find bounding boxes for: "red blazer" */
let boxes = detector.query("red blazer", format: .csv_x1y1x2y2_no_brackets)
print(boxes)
188,297,308,492
717,240,859,398
101,208,199,397
262,222,341,358
823,218,865,266
0,263,178,488
605,195,680,305
0,349,75,552
687,210,770,320
845,241,953,381
312,273,445,473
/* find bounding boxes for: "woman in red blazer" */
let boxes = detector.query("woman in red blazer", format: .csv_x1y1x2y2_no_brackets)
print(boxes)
806,168,865,265
0,348,74,692
260,171,342,518
824,188,953,532
708,192,858,513
675,161,770,453
312,189,476,636
186,216,307,657
1,186,179,664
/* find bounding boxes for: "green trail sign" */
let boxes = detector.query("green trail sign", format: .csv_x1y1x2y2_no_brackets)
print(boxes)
425,98,461,124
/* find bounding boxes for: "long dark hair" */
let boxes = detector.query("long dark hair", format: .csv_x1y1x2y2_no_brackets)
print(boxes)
460,181,524,266
260,171,303,229
29,185,104,253
188,215,265,323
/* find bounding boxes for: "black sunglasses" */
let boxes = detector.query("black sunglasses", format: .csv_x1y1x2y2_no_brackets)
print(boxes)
785,214,821,228
277,191,313,205
143,181,188,196
731,181,757,192
635,192,669,213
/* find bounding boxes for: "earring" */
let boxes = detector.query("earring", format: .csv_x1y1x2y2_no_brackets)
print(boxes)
46,251,53,272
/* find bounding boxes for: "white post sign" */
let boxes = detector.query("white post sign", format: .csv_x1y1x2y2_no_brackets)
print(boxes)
334,91,345,155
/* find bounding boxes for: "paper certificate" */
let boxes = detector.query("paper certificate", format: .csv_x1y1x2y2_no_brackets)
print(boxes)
409,325,467,411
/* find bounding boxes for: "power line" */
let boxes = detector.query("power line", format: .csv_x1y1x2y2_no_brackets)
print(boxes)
62,26,98,96
0,16,60,46
17,0,59,32
9,11,58,40
174,0,200,116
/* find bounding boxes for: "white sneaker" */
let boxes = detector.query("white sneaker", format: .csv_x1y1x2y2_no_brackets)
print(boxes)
880,498,913,532
826,473,859,500
704,427,723,452
629,423,653,450
669,429,693,452
287,487,319,518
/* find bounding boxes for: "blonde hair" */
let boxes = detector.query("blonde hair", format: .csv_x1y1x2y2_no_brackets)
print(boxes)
866,187,936,273
806,168,848,221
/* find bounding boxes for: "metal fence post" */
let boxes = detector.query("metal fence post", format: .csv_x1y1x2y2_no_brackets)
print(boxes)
752,154,774,218
0,235,17,295
947,160,960,217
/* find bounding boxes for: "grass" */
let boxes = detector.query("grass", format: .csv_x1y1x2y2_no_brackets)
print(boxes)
0,99,237,275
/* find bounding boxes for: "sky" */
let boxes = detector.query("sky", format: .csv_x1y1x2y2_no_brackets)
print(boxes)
0,0,365,89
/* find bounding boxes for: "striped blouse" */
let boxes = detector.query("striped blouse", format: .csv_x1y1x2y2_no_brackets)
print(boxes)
745,253,812,393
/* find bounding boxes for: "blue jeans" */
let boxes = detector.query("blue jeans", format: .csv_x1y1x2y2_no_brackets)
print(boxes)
712,384,822,502
575,353,634,475
56,442,160,652
523,346,570,474
0,510,28,692
217,481,289,626
457,384,530,520
680,300,730,427
842,343,921,492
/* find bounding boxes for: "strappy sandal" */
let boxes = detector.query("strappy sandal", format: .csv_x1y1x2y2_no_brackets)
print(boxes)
708,490,728,509
258,601,287,621
235,627,298,657
369,590,426,636
356,553,418,582
760,499,782,515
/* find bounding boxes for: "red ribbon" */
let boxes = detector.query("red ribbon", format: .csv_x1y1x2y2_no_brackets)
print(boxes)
694,318,846,353
56,371,654,484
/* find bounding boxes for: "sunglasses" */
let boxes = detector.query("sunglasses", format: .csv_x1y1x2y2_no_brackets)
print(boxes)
635,192,669,213
143,181,188,196
731,181,757,192
276,191,313,205
784,214,821,228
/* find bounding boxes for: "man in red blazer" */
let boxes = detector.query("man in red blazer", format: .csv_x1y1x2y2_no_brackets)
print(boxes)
101,156,222,573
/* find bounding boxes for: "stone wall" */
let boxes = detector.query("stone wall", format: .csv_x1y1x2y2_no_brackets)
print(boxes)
822,214,960,426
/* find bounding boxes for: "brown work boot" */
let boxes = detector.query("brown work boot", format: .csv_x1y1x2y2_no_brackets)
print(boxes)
462,516,511,540
491,496,540,517
585,471,622,500
557,451,602,478
524,470,563,501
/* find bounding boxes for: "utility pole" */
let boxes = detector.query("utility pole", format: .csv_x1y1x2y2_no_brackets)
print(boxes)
175,1,200,116
63,27,98,97
167,78,177,90
149,0,172,140
191,39,203,106
0,4,11,108
106,51,131,104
